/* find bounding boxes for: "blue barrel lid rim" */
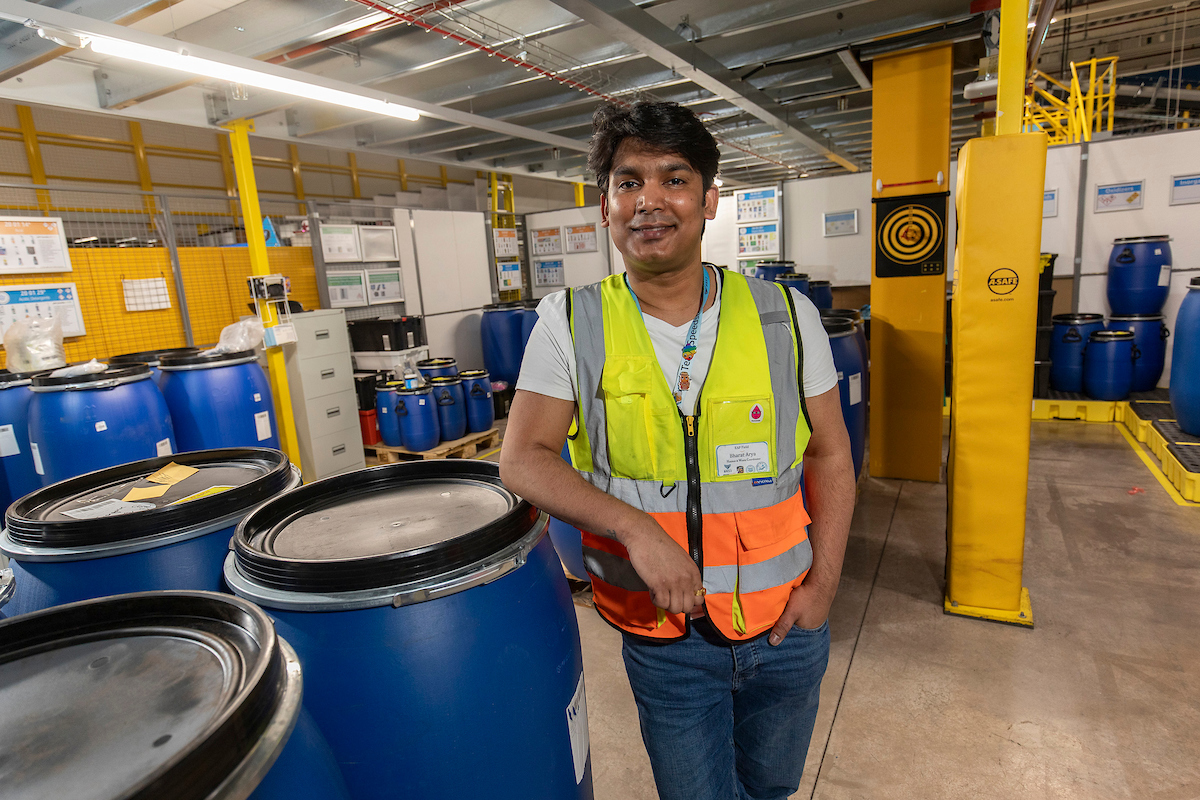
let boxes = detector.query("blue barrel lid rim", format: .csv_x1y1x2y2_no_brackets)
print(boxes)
3,448,297,551
429,375,463,386
0,590,300,800
458,369,490,380
483,302,525,310
809,279,832,287
394,385,433,396
109,347,201,367
0,369,43,389
158,349,258,370
1112,235,1170,244
417,357,457,368
230,460,540,595
776,272,810,280
1108,314,1165,321
30,362,152,389
1089,329,1136,341
822,317,855,336
1052,313,1104,325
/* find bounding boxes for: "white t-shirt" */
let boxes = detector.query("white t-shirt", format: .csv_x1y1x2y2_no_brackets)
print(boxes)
517,269,838,414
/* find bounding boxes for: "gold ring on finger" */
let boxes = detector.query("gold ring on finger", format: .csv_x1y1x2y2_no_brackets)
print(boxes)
694,588,706,597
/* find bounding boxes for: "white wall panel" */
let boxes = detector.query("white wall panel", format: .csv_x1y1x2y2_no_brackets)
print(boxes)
524,206,612,299
424,310,485,370
452,211,494,309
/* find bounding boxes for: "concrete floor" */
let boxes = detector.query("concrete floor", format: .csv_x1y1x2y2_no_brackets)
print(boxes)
572,420,1200,800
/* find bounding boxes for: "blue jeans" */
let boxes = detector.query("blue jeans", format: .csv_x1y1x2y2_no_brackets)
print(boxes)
621,617,830,800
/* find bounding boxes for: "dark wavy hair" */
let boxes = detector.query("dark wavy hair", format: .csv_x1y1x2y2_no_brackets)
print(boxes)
587,101,720,194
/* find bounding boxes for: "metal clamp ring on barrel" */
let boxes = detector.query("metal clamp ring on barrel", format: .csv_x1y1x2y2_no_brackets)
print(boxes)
30,375,143,392
159,354,260,371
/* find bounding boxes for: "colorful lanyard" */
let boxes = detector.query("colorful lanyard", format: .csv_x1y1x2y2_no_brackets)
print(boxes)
625,267,711,410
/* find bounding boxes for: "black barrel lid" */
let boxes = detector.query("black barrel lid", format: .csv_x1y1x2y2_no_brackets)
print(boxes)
0,591,291,800
756,259,794,266
1113,235,1169,243
1108,314,1164,321
821,307,863,322
429,375,462,386
483,302,524,311
822,317,854,336
396,385,432,396
158,349,256,369
376,381,399,392
0,369,42,389
1090,329,1135,341
4,448,296,551
809,279,832,287
458,369,489,380
1191,277,1200,289
231,460,539,594
109,347,200,367
777,272,810,280
1052,313,1104,325
31,363,150,388
417,357,456,368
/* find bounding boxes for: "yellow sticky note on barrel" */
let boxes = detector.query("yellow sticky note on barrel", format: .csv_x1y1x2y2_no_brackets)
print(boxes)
169,485,235,505
122,484,170,502
146,462,199,486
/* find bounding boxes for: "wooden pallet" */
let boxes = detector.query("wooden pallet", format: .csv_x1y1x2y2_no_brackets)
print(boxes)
365,428,501,462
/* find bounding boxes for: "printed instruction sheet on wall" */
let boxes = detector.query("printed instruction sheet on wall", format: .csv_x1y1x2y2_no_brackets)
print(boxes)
565,224,598,253
0,217,72,273
735,188,779,223
0,283,85,338
532,227,563,255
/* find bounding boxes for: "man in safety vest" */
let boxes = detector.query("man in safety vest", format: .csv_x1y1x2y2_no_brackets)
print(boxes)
500,100,857,800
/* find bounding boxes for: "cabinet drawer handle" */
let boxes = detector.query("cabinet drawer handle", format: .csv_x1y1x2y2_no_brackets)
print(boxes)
326,407,341,418
320,368,335,379
332,444,346,455
315,329,330,340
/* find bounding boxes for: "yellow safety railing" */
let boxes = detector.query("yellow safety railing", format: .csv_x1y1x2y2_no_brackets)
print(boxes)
1024,57,1117,144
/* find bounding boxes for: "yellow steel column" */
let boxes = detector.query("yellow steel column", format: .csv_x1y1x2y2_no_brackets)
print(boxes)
398,158,408,192
128,121,157,215
574,182,586,207
216,135,241,224
288,144,306,214
348,152,362,199
996,0,1028,136
16,105,50,211
223,119,302,469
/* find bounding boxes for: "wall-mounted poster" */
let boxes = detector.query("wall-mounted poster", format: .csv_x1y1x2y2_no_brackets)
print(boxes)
365,268,404,304
359,226,399,261
823,210,858,237
1170,174,1200,206
492,228,520,258
320,225,362,262
1043,188,1058,218
0,217,72,273
735,188,779,223
0,283,85,337
565,224,598,253
326,271,368,307
535,259,565,287
737,223,779,257
532,227,563,255
1095,180,1145,213
496,259,522,290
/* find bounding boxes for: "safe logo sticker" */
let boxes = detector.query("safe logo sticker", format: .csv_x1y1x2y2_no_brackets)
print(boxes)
749,403,764,423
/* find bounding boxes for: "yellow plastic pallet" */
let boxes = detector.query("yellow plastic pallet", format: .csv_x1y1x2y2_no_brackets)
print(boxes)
1032,398,1116,422
1161,447,1200,502
1146,422,1170,461
1121,400,1174,443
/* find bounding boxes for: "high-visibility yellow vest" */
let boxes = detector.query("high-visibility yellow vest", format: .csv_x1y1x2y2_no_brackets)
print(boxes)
567,268,814,642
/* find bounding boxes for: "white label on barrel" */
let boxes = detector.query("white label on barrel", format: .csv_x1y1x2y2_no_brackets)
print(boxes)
253,393,262,403
254,411,272,441
30,442,43,475
156,438,172,456
566,673,589,784
419,398,426,405
95,421,107,432
0,424,19,457
849,373,862,406
62,498,155,520
380,407,387,414
1159,265,1172,287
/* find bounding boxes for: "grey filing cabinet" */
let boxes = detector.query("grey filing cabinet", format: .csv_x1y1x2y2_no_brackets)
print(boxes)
284,309,365,481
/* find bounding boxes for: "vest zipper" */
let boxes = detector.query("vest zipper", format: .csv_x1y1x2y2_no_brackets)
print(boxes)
682,411,702,571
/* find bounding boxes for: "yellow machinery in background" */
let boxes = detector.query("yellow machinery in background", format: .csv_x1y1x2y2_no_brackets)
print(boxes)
1024,57,1118,144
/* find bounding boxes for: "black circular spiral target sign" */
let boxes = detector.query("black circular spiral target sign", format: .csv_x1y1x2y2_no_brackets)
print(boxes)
873,193,948,278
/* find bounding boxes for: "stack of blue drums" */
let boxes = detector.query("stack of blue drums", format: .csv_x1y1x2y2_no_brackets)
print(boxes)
0,591,350,800
27,363,176,486
0,370,42,512
459,369,495,433
159,349,278,452
1084,329,1137,401
1108,236,1171,316
1050,313,1105,393
108,346,199,386
223,460,593,800
822,308,869,404
0,447,299,616
1171,277,1200,435
482,303,527,385
430,375,467,441
822,317,866,479
809,280,834,310
416,357,458,381
775,272,810,297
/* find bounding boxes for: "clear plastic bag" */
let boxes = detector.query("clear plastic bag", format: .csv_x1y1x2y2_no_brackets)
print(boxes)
49,358,107,378
3,315,67,372
203,318,265,355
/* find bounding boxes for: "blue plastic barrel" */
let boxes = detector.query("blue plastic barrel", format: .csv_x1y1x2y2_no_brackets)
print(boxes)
1083,329,1136,401
809,280,833,310
159,350,278,452
1050,313,1106,393
1171,277,1200,435
395,386,440,451
0,371,41,511
375,382,402,447
0,591,350,800
416,357,458,380
823,317,865,478
224,461,593,800
27,364,176,486
775,272,810,297
521,303,540,351
549,443,588,580
1106,314,1168,392
482,303,526,385
459,369,495,433
108,347,199,386
754,260,794,282
0,448,299,616
1107,236,1172,315
431,375,467,441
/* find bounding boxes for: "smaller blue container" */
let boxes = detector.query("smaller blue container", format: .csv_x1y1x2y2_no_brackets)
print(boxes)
1107,314,1168,392
1083,329,1136,401
431,375,467,442
1171,278,1200,435
417,357,458,380
1050,313,1106,393
459,369,495,433
482,303,526,385
0,371,42,511
754,260,794,283
108,347,200,386
823,317,866,478
1107,236,1172,316
809,280,833,310
159,350,278,452
375,382,402,447
396,386,440,451
521,304,540,352
775,272,810,297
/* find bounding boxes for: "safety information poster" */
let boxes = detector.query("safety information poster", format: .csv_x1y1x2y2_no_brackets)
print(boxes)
532,227,563,255
1095,181,1145,213
1170,174,1200,206
492,228,520,258
823,210,858,237
326,271,368,307
0,217,72,273
1043,189,1058,218
0,283,85,338
320,225,362,262
738,223,779,257
366,268,404,304
535,259,565,287
736,188,778,223
496,259,522,290
565,224,598,253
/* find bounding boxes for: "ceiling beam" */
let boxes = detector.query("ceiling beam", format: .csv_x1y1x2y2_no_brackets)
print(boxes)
836,49,872,89
545,0,863,171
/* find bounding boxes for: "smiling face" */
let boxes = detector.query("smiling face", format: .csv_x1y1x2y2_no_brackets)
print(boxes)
600,139,719,277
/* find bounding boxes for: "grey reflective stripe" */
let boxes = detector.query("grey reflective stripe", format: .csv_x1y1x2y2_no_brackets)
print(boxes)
570,283,611,476
702,538,813,595
578,467,802,514
759,309,791,325
583,545,648,592
743,277,804,471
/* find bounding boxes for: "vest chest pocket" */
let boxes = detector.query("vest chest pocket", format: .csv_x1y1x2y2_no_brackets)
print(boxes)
703,396,777,482
602,357,680,480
